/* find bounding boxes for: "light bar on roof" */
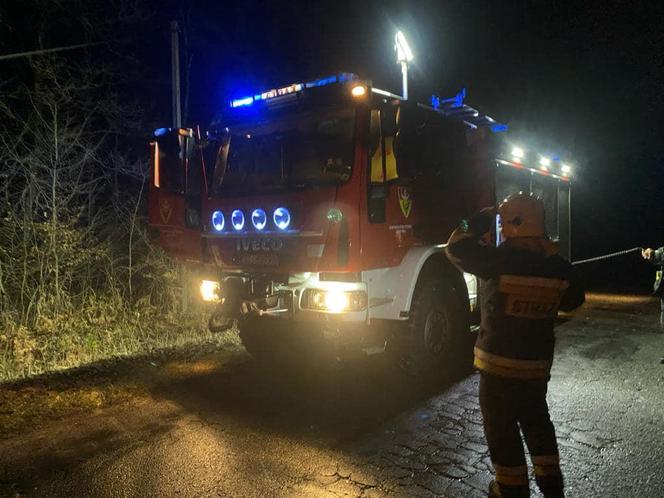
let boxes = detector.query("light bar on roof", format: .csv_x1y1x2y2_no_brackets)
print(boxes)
229,73,357,109
230,96,254,108
257,83,303,101
305,75,337,88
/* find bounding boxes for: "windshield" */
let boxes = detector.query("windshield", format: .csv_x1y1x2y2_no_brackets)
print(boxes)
212,108,355,195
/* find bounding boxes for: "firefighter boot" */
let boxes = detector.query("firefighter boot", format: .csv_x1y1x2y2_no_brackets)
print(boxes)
488,480,501,497
488,479,530,498
537,478,565,498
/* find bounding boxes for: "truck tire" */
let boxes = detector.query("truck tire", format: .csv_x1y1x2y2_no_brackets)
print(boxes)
403,274,468,380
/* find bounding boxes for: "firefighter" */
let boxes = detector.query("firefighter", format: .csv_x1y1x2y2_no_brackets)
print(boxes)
641,246,664,332
445,193,585,498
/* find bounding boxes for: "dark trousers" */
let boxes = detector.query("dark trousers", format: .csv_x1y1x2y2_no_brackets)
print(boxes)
479,373,564,498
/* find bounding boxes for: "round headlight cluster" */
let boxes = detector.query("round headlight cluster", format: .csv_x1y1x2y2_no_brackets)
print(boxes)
210,207,292,232
211,210,225,231
231,209,245,231
251,209,266,230
273,207,291,230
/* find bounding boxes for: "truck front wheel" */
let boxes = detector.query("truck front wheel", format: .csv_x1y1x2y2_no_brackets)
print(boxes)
402,275,469,379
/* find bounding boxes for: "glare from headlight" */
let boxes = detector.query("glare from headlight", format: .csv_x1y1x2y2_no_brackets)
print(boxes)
302,288,367,313
324,289,350,313
200,280,221,302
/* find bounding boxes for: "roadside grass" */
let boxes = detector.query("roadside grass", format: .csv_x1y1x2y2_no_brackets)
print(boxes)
0,296,241,383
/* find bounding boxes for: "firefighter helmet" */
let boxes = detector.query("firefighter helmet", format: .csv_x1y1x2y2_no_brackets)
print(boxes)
498,192,546,239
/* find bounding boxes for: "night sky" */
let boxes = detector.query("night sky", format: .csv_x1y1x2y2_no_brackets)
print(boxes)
2,0,663,290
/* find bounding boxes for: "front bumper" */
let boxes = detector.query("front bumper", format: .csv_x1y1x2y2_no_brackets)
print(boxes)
200,272,369,324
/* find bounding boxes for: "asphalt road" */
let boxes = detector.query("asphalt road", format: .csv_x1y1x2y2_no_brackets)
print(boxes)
1,293,663,497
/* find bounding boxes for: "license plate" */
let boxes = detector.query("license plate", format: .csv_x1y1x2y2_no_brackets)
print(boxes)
237,253,279,267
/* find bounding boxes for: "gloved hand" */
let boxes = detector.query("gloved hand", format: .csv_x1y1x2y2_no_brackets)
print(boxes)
467,207,496,236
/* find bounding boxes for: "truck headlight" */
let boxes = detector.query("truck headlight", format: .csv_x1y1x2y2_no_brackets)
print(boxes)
200,280,221,303
302,288,367,313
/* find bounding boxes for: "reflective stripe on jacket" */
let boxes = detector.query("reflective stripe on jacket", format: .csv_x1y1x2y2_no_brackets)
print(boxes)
445,227,585,380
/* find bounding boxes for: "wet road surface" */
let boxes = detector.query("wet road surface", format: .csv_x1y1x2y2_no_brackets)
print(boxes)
1,293,663,497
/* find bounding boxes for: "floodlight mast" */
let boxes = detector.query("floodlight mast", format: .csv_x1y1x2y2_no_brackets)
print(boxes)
395,31,413,100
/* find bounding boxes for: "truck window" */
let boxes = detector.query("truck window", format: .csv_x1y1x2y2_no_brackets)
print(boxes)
370,108,398,183
212,108,355,195
496,164,565,243
531,175,560,241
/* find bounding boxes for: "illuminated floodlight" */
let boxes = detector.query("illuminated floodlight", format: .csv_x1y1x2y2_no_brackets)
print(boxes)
273,207,291,230
511,147,525,159
211,210,225,231
561,164,572,175
539,157,551,169
251,208,267,230
351,84,367,97
395,31,414,62
231,209,245,231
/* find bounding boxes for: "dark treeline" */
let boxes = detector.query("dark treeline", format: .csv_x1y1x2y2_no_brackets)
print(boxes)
0,1,215,379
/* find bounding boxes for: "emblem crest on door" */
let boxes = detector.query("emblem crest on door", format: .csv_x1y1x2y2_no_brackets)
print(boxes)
159,198,173,224
398,187,412,218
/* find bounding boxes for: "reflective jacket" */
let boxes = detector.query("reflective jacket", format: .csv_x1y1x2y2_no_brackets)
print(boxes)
446,227,585,380
648,247,664,296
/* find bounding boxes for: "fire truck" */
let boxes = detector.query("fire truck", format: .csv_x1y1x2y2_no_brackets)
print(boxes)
148,73,571,375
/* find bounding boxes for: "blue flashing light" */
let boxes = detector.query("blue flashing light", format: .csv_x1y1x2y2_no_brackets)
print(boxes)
490,123,508,133
231,209,245,231
305,75,337,88
442,88,466,108
230,96,254,108
211,210,225,231
273,207,291,230
251,208,267,231
153,127,170,137
230,74,358,109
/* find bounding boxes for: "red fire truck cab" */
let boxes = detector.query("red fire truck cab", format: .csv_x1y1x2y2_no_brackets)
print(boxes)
148,74,571,374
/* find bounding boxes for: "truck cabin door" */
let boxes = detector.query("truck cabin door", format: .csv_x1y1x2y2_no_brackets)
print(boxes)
361,104,419,269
